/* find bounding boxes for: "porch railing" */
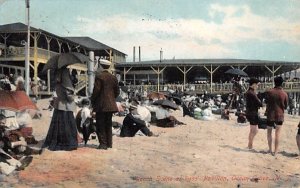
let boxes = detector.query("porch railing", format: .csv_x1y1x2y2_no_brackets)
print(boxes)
127,82,300,94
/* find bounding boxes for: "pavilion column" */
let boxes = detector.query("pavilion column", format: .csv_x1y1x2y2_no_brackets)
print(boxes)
123,67,132,85
265,65,282,87
55,39,62,53
88,51,95,96
204,65,220,93
0,34,10,58
46,36,52,93
67,43,72,52
32,32,40,85
109,49,113,73
176,66,193,90
151,66,166,92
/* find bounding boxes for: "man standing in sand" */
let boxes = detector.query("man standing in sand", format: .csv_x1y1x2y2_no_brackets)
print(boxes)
245,78,262,149
265,76,288,155
91,61,119,150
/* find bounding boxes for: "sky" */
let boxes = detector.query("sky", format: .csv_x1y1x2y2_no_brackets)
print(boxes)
0,0,300,62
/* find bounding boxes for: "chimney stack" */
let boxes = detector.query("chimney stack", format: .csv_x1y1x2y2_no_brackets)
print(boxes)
133,46,135,63
139,46,141,63
160,48,163,62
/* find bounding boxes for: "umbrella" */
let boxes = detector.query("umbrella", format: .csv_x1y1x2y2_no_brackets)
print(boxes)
147,92,166,100
153,99,178,110
42,52,90,73
0,90,37,112
225,68,248,77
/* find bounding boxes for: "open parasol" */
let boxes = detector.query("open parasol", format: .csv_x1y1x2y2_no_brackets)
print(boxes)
225,68,248,77
42,52,90,73
153,99,178,110
147,92,167,100
0,90,37,112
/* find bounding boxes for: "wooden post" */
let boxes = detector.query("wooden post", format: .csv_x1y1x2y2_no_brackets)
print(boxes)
151,66,166,92
32,32,40,85
204,65,220,93
46,36,52,93
176,66,193,90
123,67,132,85
264,65,282,87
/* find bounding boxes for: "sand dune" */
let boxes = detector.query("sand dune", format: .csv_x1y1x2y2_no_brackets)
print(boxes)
0,98,299,188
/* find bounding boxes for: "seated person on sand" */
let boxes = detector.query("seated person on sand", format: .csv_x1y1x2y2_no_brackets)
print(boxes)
236,108,247,123
128,99,152,125
146,105,184,128
199,102,215,121
221,105,231,120
120,103,154,137
0,114,40,175
2,110,37,144
75,99,95,145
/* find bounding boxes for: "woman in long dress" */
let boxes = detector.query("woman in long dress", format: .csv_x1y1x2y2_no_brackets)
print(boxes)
43,67,78,151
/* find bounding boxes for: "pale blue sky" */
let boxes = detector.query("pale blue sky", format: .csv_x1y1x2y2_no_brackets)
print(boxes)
0,0,300,62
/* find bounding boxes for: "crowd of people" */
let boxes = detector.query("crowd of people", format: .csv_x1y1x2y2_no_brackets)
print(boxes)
1,63,300,175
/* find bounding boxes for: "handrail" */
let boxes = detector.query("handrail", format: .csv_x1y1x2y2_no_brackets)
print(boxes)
0,47,58,59
126,82,300,94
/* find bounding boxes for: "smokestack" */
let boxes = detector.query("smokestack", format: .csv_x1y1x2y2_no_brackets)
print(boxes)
160,48,163,62
133,46,135,63
139,46,141,63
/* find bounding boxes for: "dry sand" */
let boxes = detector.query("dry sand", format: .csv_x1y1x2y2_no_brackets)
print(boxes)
0,98,299,188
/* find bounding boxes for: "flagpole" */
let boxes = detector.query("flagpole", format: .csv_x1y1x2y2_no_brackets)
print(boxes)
25,0,30,95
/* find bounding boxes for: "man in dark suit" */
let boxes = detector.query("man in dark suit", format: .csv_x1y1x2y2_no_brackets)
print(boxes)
91,61,119,150
265,76,288,156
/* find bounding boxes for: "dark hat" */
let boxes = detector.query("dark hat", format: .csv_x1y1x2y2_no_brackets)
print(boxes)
274,76,284,86
81,98,90,106
248,78,260,85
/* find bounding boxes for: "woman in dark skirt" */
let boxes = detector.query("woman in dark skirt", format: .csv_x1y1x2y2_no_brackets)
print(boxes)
43,68,78,151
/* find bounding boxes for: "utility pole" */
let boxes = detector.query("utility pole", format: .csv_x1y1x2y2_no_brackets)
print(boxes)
25,0,30,95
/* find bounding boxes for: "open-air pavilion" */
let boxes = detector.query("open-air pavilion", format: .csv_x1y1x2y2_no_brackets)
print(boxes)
115,59,300,94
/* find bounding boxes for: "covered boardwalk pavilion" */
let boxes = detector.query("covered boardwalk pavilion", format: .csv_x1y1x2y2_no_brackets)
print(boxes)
115,59,300,94
0,22,126,96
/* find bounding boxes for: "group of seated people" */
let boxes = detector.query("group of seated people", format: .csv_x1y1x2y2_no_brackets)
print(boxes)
75,96,186,143
0,110,42,175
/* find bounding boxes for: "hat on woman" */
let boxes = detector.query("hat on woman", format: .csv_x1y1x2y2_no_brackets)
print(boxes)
248,78,260,85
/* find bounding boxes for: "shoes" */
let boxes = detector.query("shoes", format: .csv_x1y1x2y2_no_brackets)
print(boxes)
148,132,159,137
97,145,108,150
24,147,43,155
17,156,33,171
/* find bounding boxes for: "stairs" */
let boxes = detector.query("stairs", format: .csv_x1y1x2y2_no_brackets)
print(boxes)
74,75,87,94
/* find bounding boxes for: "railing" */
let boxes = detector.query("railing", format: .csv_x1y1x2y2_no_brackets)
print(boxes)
74,75,87,94
127,82,300,94
0,47,58,59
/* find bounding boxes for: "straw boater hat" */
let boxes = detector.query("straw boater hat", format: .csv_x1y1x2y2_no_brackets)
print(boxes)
129,101,139,110
99,59,111,69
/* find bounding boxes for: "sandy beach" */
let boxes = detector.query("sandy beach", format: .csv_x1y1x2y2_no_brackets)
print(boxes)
0,98,299,188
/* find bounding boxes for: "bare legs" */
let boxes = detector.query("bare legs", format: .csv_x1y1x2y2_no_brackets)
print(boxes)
296,134,300,156
248,125,258,149
267,125,282,155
